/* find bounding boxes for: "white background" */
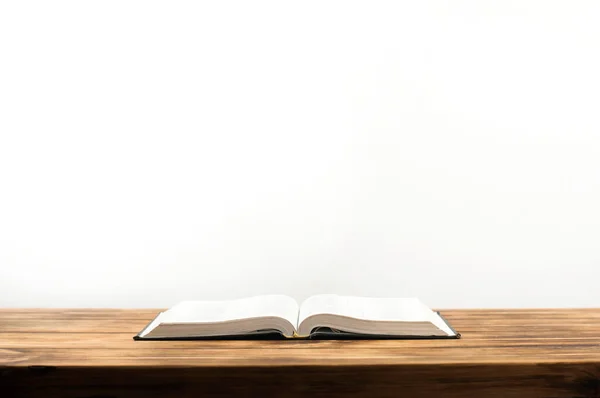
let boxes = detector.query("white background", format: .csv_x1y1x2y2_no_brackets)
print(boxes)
1,1,599,308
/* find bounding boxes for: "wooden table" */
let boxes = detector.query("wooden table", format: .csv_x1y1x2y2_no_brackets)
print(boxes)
1,309,600,397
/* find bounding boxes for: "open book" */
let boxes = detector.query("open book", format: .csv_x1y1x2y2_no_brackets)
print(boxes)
134,295,459,340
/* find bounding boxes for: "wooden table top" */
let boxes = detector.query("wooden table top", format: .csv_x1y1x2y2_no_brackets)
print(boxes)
2,308,600,398
1,308,600,367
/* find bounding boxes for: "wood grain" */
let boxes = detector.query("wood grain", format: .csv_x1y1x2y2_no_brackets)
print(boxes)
1,308,600,397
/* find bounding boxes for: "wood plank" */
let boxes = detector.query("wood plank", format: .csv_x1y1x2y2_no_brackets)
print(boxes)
3,344,600,367
1,308,600,397
2,363,600,398
3,309,600,331
2,332,600,348
0,319,149,333
0,308,159,318
1,307,598,320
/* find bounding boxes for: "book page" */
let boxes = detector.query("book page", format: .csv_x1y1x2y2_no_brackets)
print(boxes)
299,294,436,324
161,295,299,329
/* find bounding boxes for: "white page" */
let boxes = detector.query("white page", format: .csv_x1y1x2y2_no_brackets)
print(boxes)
161,295,299,329
299,294,435,324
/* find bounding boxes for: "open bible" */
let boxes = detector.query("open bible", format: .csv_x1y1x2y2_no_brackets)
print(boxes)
134,294,459,340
